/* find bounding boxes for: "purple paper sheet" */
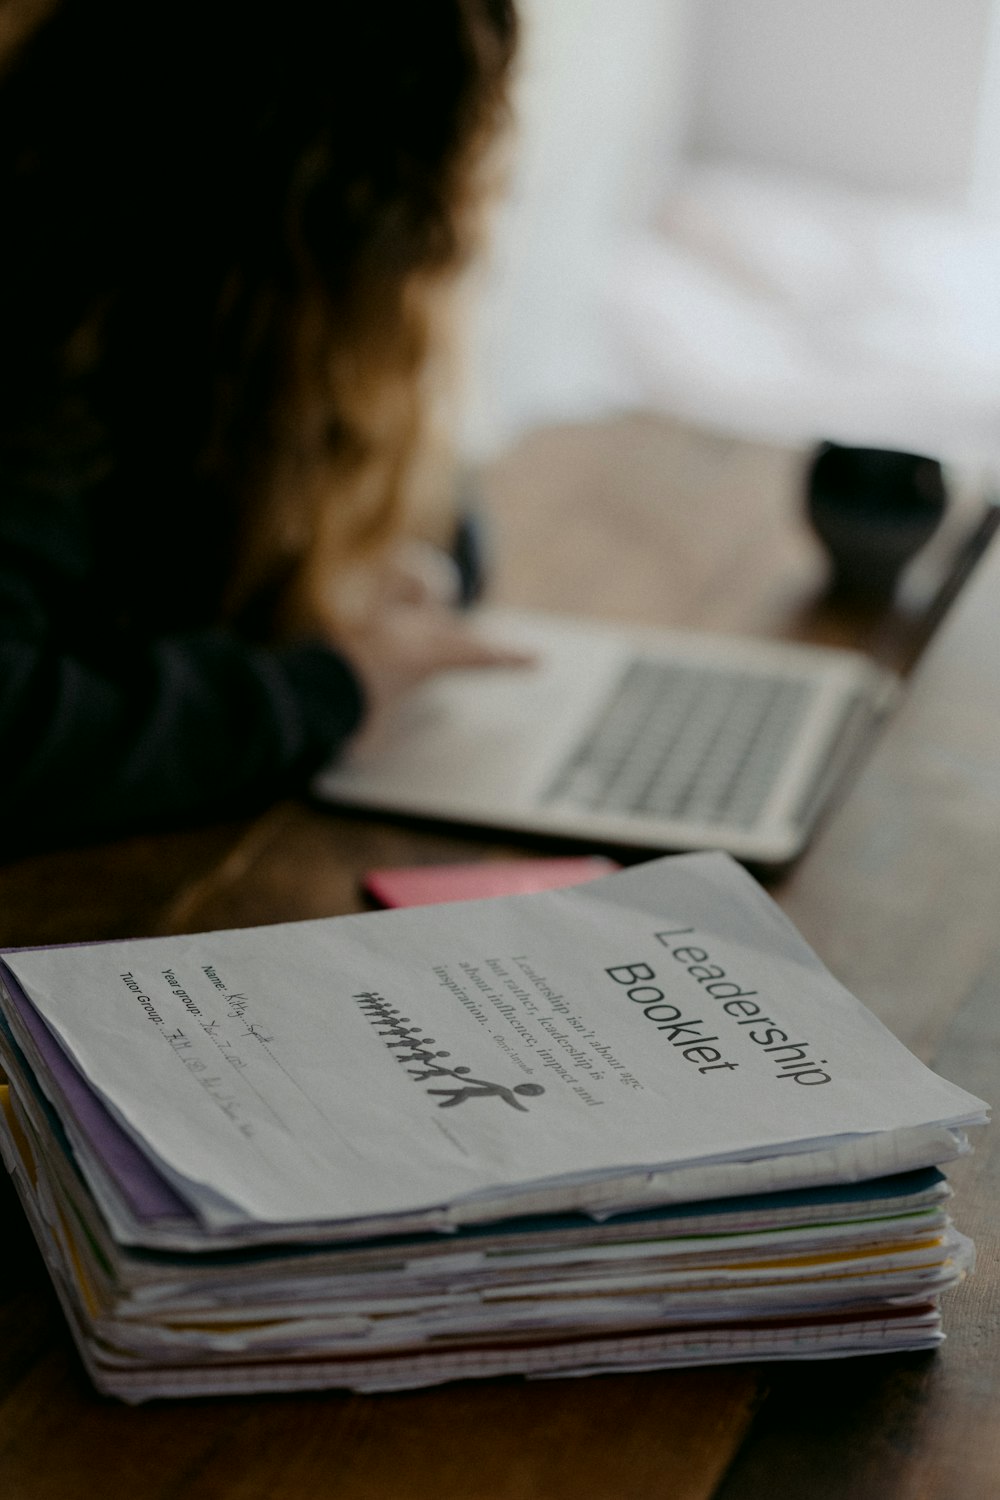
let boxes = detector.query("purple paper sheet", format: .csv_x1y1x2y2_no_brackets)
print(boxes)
1,959,193,1224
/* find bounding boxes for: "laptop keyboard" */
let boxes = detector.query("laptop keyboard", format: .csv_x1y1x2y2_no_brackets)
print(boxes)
544,658,815,829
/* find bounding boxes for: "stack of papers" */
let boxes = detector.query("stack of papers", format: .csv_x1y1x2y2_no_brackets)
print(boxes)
0,852,987,1400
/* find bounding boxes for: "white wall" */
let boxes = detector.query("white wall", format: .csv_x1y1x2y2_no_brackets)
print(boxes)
687,0,996,200
461,0,693,456
463,1,1000,459
609,2,1000,463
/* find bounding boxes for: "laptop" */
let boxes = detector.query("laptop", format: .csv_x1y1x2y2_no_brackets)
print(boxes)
312,607,898,867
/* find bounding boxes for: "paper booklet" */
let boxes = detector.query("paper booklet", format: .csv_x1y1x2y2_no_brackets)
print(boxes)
0,851,988,1398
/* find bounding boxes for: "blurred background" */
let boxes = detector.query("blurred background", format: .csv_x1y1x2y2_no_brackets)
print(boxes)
462,0,1000,472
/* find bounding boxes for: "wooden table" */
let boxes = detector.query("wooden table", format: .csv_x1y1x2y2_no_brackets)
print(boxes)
2,416,999,1499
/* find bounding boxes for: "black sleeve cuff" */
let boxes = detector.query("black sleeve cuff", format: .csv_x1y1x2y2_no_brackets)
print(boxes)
271,641,366,775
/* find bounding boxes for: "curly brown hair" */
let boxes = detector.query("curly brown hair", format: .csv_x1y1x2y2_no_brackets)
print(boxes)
0,0,517,636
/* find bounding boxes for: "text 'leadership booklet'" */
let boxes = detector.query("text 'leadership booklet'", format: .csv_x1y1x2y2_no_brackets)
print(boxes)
0,852,988,1399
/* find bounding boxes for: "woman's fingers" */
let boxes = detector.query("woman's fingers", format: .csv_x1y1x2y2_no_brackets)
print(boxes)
333,599,533,727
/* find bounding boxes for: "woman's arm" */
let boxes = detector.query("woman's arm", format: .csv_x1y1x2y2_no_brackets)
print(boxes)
0,502,525,852
0,623,366,850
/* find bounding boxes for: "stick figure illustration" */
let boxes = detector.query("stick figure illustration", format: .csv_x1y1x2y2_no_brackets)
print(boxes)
396,1046,451,1066
381,1025,423,1043
408,1061,470,1082
426,1079,546,1111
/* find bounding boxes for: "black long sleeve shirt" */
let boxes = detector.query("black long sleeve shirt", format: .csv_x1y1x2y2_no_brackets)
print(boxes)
0,476,365,853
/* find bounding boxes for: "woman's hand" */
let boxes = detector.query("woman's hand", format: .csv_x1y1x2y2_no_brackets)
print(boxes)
323,542,533,733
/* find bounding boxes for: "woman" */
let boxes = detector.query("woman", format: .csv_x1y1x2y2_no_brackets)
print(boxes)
0,0,521,851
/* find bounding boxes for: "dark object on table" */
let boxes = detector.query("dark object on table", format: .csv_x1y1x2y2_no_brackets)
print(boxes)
450,467,493,607
450,505,490,607
805,443,947,596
